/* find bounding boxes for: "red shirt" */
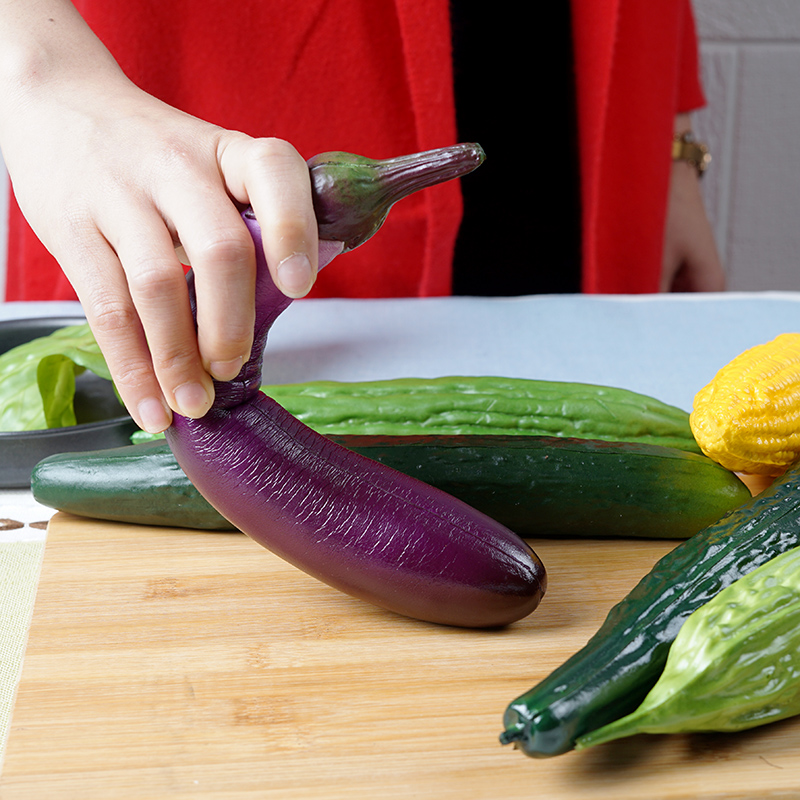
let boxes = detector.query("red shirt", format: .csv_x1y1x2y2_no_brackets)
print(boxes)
4,0,705,300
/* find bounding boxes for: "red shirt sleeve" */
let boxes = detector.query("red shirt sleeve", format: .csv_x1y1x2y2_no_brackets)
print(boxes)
573,0,706,294
676,1,707,113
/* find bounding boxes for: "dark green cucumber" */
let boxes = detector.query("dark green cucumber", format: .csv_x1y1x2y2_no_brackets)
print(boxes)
32,440,236,531
260,377,703,453
499,460,800,758
330,435,748,538
31,435,748,537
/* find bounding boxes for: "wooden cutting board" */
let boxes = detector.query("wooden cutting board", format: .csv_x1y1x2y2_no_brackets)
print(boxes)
3,511,800,799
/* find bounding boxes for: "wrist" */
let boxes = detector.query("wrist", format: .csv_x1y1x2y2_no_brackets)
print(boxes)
672,130,711,179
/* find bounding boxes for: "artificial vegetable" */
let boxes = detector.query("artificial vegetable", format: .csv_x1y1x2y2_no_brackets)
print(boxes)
33,439,236,531
259,376,703,452
339,435,747,538
576,546,800,748
0,323,114,431
499,459,800,756
32,434,750,538
132,374,703,453
691,333,800,476
165,144,546,629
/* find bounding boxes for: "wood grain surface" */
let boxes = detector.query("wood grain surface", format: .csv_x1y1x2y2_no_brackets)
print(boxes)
3,511,800,799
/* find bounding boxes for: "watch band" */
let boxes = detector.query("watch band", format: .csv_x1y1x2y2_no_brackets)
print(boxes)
672,131,711,177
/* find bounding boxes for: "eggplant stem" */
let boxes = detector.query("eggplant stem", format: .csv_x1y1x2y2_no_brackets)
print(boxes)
499,729,524,746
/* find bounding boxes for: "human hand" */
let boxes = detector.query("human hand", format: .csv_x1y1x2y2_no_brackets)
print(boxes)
0,4,318,433
660,125,726,293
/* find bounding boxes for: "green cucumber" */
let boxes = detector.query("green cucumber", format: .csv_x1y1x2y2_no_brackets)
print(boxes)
31,439,236,530
31,435,748,538
332,435,748,538
576,546,800,747
499,460,800,758
259,376,702,452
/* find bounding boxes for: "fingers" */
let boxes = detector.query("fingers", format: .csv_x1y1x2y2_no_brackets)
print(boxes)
167,192,257,383
675,241,725,292
167,136,317,383
58,134,319,433
112,212,215,419
65,229,177,434
219,136,319,299
70,203,239,430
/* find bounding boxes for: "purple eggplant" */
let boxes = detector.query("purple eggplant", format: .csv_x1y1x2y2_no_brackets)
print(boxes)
165,144,546,627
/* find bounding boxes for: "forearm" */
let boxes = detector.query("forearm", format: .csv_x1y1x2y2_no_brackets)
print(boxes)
674,112,691,134
0,1,124,113
0,0,146,204
661,112,725,292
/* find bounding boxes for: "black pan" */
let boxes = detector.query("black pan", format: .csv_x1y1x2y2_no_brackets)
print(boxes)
0,316,137,488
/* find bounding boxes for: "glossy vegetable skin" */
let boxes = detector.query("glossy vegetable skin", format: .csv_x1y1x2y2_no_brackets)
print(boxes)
32,439,236,530
166,145,547,628
31,434,749,537
691,333,800,476
576,546,800,747
342,435,749,539
499,460,800,756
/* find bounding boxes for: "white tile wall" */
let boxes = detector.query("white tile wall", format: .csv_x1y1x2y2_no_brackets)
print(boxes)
694,0,800,290
1,2,799,297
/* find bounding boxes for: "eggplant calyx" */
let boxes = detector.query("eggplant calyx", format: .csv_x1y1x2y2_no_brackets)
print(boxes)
308,143,485,251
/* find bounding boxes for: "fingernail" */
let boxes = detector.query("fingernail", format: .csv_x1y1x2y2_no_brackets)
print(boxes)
277,253,313,297
209,356,244,382
173,381,212,419
137,397,172,434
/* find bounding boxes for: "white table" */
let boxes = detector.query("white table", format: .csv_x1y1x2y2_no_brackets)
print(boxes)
2,291,800,770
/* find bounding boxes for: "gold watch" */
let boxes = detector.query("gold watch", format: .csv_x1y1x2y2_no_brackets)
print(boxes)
672,131,711,177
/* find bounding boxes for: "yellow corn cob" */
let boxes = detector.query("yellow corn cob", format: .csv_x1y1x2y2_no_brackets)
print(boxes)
690,333,800,476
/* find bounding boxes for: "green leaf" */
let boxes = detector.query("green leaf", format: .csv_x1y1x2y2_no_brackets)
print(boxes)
0,322,116,432
38,354,80,428
130,429,166,443
44,323,112,381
